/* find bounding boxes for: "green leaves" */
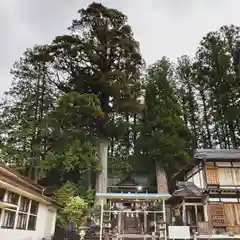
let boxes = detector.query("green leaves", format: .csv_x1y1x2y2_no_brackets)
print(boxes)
64,196,88,221
193,25,240,148
137,58,191,174
55,181,77,206
47,2,144,137
57,196,88,227
41,140,96,174
51,92,104,135
0,2,145,191
55,182,93,227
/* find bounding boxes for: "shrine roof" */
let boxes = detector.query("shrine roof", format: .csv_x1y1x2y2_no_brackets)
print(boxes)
108,174,149,187
171,182,203,198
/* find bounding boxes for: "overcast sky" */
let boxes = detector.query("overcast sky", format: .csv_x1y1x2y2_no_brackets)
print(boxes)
1,0,240,97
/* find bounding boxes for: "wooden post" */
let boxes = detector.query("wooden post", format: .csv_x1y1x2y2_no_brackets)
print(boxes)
118,211,121,234
194,205,198,224
144,211,147,233
99,197,104,240
204,196,209,222
154,211,156,233
182,199,186,225
163,199,167,240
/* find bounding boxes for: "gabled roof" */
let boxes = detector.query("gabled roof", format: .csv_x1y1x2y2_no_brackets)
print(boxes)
173,149,240,179
108,175,149,187
172,182,203,198
117,175,149,187
130,176,149,186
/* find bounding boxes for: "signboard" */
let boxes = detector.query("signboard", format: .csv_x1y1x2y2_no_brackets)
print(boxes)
168,226,190,239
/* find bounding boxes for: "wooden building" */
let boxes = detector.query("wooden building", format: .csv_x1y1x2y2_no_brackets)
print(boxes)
0,164,59,240
169,149,240,238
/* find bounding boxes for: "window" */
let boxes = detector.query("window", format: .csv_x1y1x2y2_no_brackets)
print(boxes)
16,213,27,229
30,200,38,215
28,215,37,230
186,205,205,225
27,200,38,230
0,192,39,231
6,191,19,205
0,188,5,201
197,206,204,221
19,197,30,213
2,210,16,228
186,206,196,225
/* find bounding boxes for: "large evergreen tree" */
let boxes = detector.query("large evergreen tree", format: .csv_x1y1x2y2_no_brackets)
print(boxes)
175,55,200,149
137,58,192,190
194,25,240,148
0,46,57,182
0,3,144,194
39,2,144,194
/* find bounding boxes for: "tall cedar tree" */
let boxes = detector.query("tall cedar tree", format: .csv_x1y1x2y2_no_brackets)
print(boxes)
175,56,200,149
41,3,144,194
195,25,240,148
137,58,191,190
0,46,56,182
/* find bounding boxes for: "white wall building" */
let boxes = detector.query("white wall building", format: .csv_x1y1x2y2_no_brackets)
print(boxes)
0,164,59,240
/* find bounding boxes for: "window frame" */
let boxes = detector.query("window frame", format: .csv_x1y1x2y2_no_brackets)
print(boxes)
1,209,16,229
0,189,39,231
0,188,5,202
5,191,19,205
186,204,205,225
27,200,38,231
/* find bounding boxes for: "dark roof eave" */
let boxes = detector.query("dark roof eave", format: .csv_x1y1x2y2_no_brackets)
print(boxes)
166,195,203,203
174,158,240,180
173,160,200,179
0,164,43,191
0,164,59,207
196,157,240,161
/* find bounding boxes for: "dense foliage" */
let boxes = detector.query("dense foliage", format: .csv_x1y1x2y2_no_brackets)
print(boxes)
55,181,94,227
136,58,192,175
1,3,240,219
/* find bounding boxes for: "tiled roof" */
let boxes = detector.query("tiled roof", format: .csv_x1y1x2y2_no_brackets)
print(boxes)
195,149,240,160
131,176,149,186
172,182,203,197
108,175,149,187
173,149,240,179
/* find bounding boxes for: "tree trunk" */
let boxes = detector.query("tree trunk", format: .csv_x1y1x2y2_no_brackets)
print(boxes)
228,121,238,148
156,163,168,193
187,83,198,148
200,90,212,148
95,138,108,204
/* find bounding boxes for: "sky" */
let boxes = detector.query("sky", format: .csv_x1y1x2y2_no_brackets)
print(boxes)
1,0,240,98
